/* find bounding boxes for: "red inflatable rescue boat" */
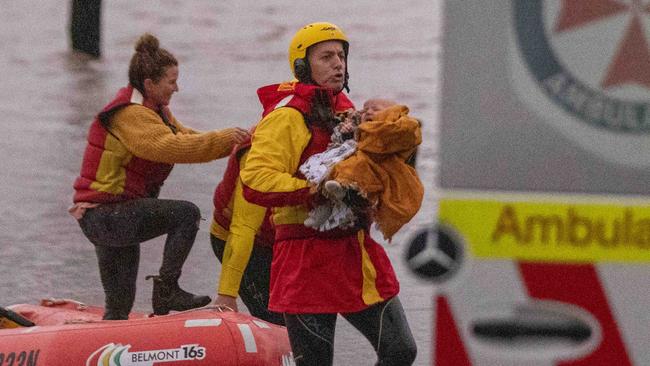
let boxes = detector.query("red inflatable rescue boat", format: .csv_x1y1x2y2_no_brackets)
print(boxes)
0,298,294,366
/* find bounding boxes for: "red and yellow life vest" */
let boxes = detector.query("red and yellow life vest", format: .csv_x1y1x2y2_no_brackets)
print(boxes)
242,81,354,212
73,86,175,203
240,82,400,313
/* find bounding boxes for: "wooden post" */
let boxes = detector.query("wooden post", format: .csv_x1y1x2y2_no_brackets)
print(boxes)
70,0,102,58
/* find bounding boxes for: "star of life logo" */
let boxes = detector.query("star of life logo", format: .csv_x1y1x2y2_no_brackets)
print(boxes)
86,343,206,366
511,0,650,168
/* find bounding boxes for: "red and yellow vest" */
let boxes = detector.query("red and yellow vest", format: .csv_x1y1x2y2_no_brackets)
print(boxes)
242,81,354,220
214,81,355,244
240,82,400,313
73,86,175,203
212,138,275,246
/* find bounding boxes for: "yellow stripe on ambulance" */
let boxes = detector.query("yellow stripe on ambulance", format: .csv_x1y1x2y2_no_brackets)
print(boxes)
439,193,650,263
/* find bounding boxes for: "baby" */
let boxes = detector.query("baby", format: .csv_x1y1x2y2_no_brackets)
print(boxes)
300,99,423,240
360,98,396,122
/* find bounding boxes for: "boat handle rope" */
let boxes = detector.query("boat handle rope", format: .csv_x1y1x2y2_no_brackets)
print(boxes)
41,298,88,310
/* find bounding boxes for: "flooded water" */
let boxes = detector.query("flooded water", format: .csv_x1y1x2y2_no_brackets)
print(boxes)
0,1,440,364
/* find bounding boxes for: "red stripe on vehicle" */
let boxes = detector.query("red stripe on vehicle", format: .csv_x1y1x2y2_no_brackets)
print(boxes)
519,263,632,366
435,295,472,366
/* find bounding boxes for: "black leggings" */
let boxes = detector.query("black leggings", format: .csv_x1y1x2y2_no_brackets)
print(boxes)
79,198,201,319
284,297,417,366
211,235,285,325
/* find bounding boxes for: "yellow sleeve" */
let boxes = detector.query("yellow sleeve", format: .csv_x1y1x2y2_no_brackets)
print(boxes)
239,108,312,206
169,114,200,135
110,105,239,164
217,151,267,298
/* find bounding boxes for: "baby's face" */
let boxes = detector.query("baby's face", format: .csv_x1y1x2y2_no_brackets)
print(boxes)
361,99,396,121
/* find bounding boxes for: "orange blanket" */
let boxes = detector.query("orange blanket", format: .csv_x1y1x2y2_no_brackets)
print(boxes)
330,105,423,240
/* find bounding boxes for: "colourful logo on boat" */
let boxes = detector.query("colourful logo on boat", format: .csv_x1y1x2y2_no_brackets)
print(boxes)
86,343,206,366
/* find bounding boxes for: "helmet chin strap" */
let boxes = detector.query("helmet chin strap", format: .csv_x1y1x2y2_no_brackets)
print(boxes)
300,75,314,84
333,84,348,95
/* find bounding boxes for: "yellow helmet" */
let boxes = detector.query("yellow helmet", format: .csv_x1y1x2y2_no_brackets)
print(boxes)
288,22,349,82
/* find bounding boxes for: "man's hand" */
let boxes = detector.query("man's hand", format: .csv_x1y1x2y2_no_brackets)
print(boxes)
213,294,238,312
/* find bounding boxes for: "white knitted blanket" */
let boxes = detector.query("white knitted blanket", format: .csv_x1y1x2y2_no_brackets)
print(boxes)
299,139,357,185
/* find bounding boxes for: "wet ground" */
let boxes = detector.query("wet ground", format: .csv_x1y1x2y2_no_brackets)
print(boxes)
0,1,440,364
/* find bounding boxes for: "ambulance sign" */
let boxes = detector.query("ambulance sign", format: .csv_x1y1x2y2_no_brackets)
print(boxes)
425,1,650,365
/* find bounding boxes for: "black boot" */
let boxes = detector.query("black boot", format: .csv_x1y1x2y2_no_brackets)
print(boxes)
103,307,130,320
146,275,211,315
96,245,139,320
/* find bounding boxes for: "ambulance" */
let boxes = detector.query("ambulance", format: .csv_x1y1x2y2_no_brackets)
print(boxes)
407,1,650,365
